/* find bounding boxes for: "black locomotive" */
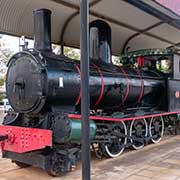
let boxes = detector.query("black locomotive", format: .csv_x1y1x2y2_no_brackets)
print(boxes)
0,9,180,176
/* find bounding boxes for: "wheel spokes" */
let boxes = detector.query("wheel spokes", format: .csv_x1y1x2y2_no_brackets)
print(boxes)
149,116,164,144
104,122,127,158
130,119,148,150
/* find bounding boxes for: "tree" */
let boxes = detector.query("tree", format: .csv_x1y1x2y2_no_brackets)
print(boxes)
112,56,121,66
52,44,80,60
0,35,12,102
64,47,80,60
0,79,4,86
0,93,6,102
0,36,13,64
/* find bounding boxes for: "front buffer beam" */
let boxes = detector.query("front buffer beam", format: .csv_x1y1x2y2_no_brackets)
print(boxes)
0,125,52,153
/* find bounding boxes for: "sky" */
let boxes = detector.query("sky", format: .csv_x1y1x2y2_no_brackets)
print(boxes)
0,34,81,58
0,34,118,62
2,35,20,52
1,34,34,53
0,34,35,78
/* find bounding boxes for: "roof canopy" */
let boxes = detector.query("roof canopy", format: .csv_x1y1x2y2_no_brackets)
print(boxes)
0,0,180,55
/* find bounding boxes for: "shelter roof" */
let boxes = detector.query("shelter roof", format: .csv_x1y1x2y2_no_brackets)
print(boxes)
1,0,180,55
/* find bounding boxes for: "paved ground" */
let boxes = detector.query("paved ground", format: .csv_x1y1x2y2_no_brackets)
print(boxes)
1,136,180,180
0,111,180,180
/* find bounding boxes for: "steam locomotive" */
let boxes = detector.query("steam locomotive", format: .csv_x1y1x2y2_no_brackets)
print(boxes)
0,9,180,176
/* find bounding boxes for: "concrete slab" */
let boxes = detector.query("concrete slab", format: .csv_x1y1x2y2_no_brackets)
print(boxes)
1,136,180,179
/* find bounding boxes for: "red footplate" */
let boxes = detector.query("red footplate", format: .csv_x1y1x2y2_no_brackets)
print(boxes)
0,126,52,153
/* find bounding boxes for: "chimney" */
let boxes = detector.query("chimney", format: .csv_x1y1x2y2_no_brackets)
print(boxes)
33,9,52,52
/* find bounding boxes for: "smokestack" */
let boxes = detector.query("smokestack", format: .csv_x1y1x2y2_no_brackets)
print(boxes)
33,9,52,52
89,20,112,64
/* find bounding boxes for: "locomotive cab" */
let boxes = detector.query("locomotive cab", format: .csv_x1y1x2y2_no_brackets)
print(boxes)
121,49,180,112
167,52,180,111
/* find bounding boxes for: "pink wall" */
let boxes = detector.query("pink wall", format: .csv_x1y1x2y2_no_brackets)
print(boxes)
155,0,180,16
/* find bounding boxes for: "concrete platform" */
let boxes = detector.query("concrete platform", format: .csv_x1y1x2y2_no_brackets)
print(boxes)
1,136,180,180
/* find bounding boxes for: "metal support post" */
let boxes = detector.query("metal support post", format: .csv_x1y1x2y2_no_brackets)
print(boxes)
80,0,90,180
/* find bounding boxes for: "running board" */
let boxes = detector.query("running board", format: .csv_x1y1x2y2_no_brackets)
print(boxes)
68,111,180,122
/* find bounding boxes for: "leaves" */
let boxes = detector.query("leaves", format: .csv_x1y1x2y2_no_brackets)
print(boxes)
0,79,4,86
64,47,80,60
0,35,11,101
52,44,80,60
0,36,13,64
0,93,6,102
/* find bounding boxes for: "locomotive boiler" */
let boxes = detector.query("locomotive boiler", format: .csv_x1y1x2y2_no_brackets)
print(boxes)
0,9,180,176
6,11,165,114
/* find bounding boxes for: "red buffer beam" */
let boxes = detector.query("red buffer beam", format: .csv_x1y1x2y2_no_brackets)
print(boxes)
0,126,52,153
